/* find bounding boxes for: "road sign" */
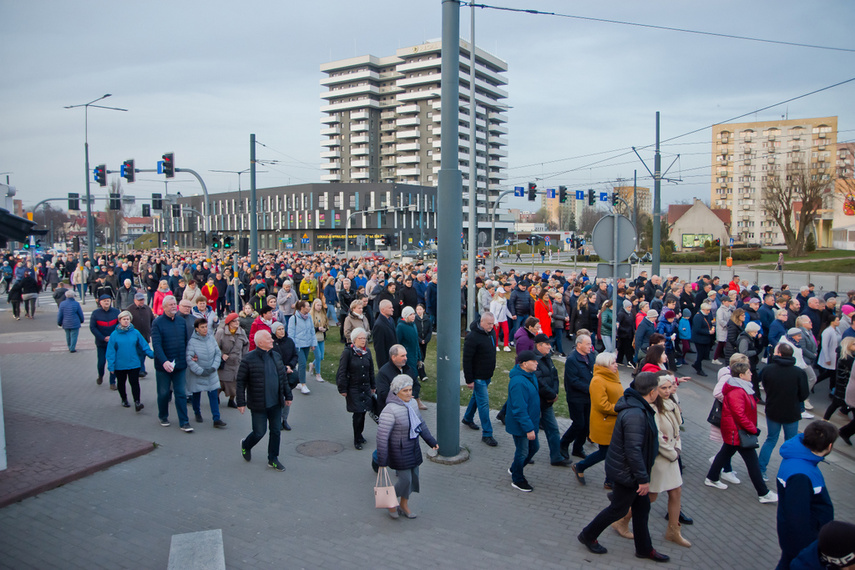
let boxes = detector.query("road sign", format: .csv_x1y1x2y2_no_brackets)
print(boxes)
729,237,734,247
596,263,633,279
545,236,550,245
591,214,637,262
301,238,309,245
418,240,424,247
504,238,511,245
547,188,556,199
599,192,609,202
565,238,572,244
576,190,584,201
514,186,524,197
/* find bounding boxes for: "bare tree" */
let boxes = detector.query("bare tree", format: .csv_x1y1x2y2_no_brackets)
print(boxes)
102,179,128,252
578,208,606,236
762,166,831,257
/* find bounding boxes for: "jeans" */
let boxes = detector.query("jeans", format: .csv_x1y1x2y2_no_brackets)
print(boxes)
244,405,282,462
539,407,565,464
155,368,189,426
463,378,493,437
297,347,311,383
191,389,221,422
65,328,79,351
326,304,338,324
575,444,609,476
551,332,564,355
758,419,799,475
136,343,148,374
708,442,769,496
511,433,540,483
314,340,325,376
602,336,614,353
560,399,590,456
582,481,653,555
96,344,117,385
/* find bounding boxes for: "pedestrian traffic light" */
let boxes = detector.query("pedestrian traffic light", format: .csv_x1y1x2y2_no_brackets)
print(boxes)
162,153,175,178
68,192,79,210
151,193,162,210
109,193,121,210
94,164,107,187
715,238,721,246
527,182,537,201
559,186,568,203
587,188,595,206
121,159,135,183
22,241,29,249
223,235,233,249
142,204,151,217
212,234,220,249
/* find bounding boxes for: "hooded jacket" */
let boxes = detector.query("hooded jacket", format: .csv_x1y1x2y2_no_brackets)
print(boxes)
505,364,541,437
760,354,809,423
106,324,154,372
604,388,658,487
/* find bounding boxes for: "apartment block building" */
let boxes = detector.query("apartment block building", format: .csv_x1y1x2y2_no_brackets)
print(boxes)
711,116,838,246
320,40,512,237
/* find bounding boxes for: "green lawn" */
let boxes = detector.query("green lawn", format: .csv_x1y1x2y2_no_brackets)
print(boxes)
761,258,855,273
752,249,855,264
316,328,571,419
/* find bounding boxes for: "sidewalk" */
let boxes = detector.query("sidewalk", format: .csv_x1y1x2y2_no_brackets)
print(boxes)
0,297,854,569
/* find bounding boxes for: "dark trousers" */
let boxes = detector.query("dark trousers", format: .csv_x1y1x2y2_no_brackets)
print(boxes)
352,412,366,443
693,342,711,372
707,443,769,496
96,344,117,385
560,399,590,455
216,296,227,317
616,337,634,365
115,368,141,403
244,405,282,462
582,481,653,555
417,343,428,380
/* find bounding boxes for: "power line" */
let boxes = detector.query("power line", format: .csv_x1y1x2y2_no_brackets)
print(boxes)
462,2,855,53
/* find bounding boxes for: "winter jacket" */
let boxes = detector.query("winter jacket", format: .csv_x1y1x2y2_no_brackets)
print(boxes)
509,287,533,318
191,306,218,332
248,317,274,352
57,298,85,330
737,331,762,371
372,315,398,370
414,314,432,347
720,381,759,446
396,319,420,374
399,284,419,311
655,319,677,352
564,349,595,403
235,347,293,411
106,325,154,372
769,320,788,348
724,320,743,360
115,286,136,310
185,331,222,393
126,303,154,341
288,311,318,350
215,326,249,386
716,305,734,342
604,388,658,487
760,355,809,424
818,326,841,371
425,282,438,317
343,311,370,344
534,350,559,409
691,311,714,344
799,327,818,366
616,307,634,340
462,320,497,383
833,353,853,400
375,361,415,410
514,326,535,354
588,365,622,445
376,393,437,470
323,283,338,308
272,334,298,375
776,434,834,569
505,364,541,437
678,317,692,340
534,299,553,337
335,345,375,413
650,397,683,494
89,307,120,347
600,307,613,337
634,317,656,354
490,297,510,323
151,312,192,371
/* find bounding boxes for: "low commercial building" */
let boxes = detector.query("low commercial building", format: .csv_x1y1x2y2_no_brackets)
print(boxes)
668,199,731,251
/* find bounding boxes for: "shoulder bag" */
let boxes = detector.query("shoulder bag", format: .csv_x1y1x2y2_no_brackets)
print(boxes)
706,399,722,427
738,428,759,449
374,467,399,509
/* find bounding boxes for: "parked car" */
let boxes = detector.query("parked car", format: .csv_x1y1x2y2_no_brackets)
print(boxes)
362,251,386,263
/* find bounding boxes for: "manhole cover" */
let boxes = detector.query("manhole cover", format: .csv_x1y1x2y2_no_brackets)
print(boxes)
295,440,345,457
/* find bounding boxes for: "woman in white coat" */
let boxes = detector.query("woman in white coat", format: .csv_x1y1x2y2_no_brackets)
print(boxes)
816,316,841,389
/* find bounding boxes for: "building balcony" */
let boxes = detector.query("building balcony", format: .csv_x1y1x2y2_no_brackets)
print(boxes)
320,149,341,159
352,146,370,156
352,171,371,180
320,70,380,87
397,167,421,176
381,111,396,120
396,142,420,152
320,138,342,147
321,173,342,182
397,104,420,114
489,124,509,135
351,134,370,144
381,146,396,156
490,147,508,157
397,129,421,139
397,89,440,102
397,59,441,73
398,72,442,88
321,162,341,170
396,116,420,127
320,99,381,113
381,159,396,168
396,155,420,164
351,122,369,132
489,159,508,169
351,109,371,120
320,114,340,124
352,159,371,168
321,126,341,136
320,84,380,100
381,135,396,144
381,122,396,132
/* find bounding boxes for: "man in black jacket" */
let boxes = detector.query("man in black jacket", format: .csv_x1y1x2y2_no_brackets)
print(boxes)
398,276,419,312
533,334,571,466
372,300,398,370
509,281,532,338
560,334,595,459
375,344,414,411
127,293,154,377
691,303,715,376
578,372,669,563
462,312,498,446
236,330,293,472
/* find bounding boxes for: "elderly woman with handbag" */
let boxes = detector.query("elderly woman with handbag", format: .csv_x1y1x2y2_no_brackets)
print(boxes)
375,374,438,519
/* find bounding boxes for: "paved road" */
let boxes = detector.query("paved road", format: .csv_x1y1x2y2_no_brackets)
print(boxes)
0,292,854,569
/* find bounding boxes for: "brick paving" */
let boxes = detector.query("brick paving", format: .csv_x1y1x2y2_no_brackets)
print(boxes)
0,294,854,568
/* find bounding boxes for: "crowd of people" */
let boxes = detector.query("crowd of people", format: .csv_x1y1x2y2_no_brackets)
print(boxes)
4,246,855,567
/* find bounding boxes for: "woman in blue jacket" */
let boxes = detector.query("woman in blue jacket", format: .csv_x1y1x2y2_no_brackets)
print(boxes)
57,290,85,352
106,310,155,411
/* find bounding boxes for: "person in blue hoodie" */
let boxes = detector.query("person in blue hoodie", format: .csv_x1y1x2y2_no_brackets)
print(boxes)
677,309,692,367
506,350,542,492
776,420,838,570
57,290,85,352
106,310,155,411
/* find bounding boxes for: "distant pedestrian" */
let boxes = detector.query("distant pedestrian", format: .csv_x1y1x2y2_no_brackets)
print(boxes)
776,252,784,271
57,290,85,352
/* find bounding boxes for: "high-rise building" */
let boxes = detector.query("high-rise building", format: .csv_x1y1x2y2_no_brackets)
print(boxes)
711,116,837,246
320,40,512,236
613,185,651,220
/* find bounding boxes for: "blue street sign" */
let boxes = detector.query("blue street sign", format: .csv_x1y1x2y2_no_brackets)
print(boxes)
301,238,309,244
576,190,585,201
514,186,524,197
418,240,424,247
547,188,556,199
545,237,551,245
157,161,164,175
565,238,572,244
504,239,511,245
729,237,734,247
599,192,608,202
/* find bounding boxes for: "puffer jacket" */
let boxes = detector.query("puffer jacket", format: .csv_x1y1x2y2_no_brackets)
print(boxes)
57,298,85,330
604,388,658,487
616,307,634,340
288,311,318,349
335,345,375,413
151,312,191,371
534,350,559,409
833,353,853,400
215,326,248,385
514,326,535,354
505,364,541,437
509,286,533,318
415,314,432,346
588,365,622,446
462,320,497,383
106,325,154,372
716,305,734,342
185,331,222,393
723,320,743,360
235,348,293,411
564,349,595,403
720,381,759,446
376,393,437,470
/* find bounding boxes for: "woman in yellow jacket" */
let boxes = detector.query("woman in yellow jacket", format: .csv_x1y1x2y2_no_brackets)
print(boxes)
299,274,318,302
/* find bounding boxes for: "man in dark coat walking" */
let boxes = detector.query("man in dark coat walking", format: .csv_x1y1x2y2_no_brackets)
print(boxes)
462,312,498,446
151,296,193,432
372,299,398,370
560,334,595,459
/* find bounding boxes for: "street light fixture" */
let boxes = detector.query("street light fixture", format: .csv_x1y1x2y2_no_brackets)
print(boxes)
209,168,267,243
64,94,128,261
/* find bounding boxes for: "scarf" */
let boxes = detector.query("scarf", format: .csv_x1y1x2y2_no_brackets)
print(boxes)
404,398,423,440
727,375,754,395
352,345,368,357
118,324,131,332
261,317,273,327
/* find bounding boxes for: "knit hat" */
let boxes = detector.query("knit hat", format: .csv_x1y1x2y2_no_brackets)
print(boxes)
647,309,659,319
270,321,284,336
663,310,676,320
401,306,415,319
623,300,633,310
681,308,690,318
818,521,855,567
842,305,855,316
533,333,551,344
516,350,538,363
255,283,266,292
787,327,802,336
224,313,239,325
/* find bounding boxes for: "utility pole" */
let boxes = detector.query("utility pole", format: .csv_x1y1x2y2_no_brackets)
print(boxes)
653,111,662,276
466,3,477,328
633,170,638,227
250,133,258,268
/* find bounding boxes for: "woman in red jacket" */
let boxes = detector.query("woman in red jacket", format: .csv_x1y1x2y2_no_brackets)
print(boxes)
705,361,777,503
533,289,553,338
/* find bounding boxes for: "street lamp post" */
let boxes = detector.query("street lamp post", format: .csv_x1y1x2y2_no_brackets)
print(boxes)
210,168,268,246
64,94,127,262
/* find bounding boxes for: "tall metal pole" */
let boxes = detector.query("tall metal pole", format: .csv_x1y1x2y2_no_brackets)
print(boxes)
84,133,94,262
250,134,258,268
633,169,638,227
652,112,662,276
437,0,463,458
174,168,211,258
466,4,477,328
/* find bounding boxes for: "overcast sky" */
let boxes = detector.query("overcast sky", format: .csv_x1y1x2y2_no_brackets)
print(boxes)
1,0,853,216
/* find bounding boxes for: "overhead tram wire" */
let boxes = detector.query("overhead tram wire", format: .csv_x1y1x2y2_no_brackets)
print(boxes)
462,2,855,54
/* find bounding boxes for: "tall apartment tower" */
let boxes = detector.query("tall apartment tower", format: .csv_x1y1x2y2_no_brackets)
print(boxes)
711,116,837,246
320,40,512,235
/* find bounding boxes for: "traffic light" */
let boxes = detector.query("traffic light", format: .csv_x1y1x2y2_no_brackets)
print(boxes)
526,236,532,246
527,182,537,201
612,193,620,207
68,193,79,210
142,204,151,217
109,193,121,210
73,237,80,251
152,193,162,210
171,204,180,217
212,234,220,249
162,153,175,178
121,159,135,183
715,238,721,247
223,235,233,249
587,188,596,206
94,164,107,187
23,240,29,249
559,186,568,203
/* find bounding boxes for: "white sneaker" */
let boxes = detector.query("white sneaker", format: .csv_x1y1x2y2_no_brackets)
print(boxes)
801,411,815,419
711,359,722,365
803,400,814,410
759,491,778,504
704,478,728,490
721,471,741,485
503,346,511,352
300,384,311,395
496,346,500,352
316,374,325,383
